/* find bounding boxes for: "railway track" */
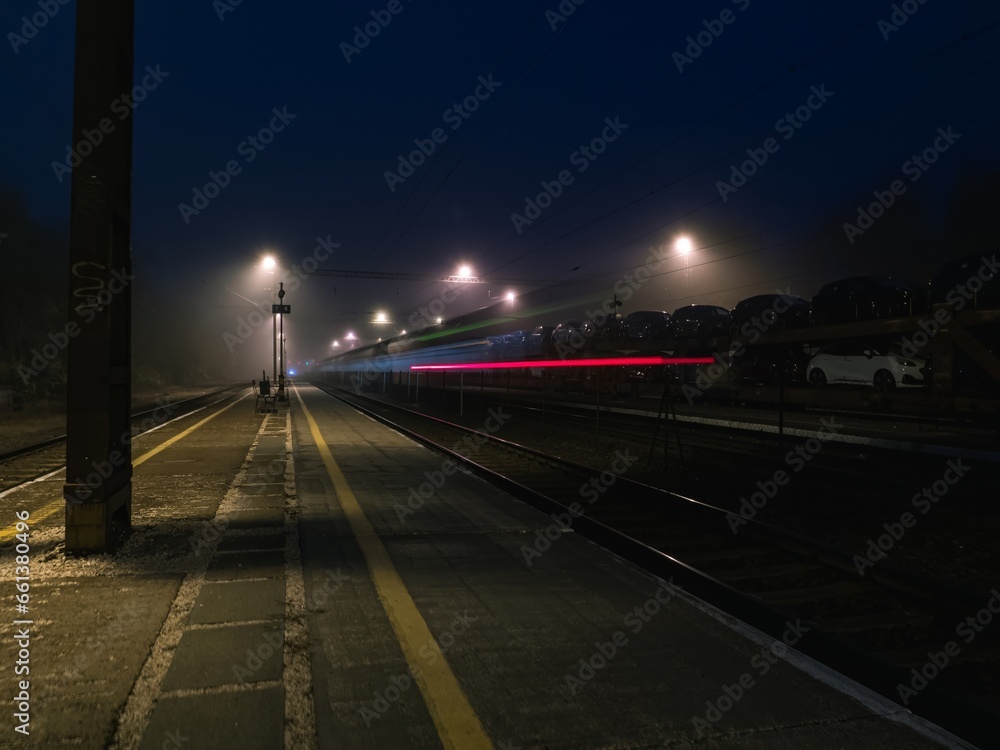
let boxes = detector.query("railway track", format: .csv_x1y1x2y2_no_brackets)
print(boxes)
0,386,245,494
402,382,992,462
316,380,998,749
361,384,1000,584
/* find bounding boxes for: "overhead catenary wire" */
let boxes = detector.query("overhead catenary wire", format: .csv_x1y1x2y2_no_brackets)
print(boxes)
388,4,910,306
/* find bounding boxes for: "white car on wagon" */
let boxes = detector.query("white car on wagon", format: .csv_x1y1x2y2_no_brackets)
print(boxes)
806,342,927,391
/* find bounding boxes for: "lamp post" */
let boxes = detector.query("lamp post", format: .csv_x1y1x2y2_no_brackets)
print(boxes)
278,282,286,400
675,236,693,290
261,255,277,384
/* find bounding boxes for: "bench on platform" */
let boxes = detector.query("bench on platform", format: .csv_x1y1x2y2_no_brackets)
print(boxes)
252,379,276,413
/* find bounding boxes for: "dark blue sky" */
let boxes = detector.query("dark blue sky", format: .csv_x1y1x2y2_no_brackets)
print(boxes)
3,0,999,375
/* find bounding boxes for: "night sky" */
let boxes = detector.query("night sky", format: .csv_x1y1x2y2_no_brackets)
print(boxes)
3,0,999,379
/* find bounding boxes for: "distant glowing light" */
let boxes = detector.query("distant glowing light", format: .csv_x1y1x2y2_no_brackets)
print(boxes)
411,356,714,371
506,292,515,302
289,369,296,376
458,265,472,278
675,236,693,255
261,255,276,270
436,317,442,324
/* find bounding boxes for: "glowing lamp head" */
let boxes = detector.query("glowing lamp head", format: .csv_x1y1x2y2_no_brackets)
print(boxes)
458,265,472,278
261,255,276,271
675,237,693,255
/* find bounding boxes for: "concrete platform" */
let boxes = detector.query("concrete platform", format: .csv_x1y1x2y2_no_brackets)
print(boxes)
0,385,970,749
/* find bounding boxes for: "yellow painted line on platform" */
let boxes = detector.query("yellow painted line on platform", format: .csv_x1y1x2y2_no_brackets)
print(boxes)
0,392,249,544
0,469,66,542
132,392,247,467
293,384,492,750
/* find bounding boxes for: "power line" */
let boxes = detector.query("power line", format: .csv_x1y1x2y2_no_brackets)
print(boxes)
391,5,896,306
307,268,569,285
393,16,1000,314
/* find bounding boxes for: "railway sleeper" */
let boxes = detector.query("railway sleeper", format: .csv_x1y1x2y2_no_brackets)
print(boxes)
821,610,933,634
711,562,826,583
757,580,871,605
668,546,774,564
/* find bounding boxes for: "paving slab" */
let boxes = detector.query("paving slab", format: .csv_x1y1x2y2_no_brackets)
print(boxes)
205,549,285,581
188,579,285,624
138,687,284,750
160,621,285,692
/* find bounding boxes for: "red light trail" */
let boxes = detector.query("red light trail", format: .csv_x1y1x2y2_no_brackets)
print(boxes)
410,356,715,371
